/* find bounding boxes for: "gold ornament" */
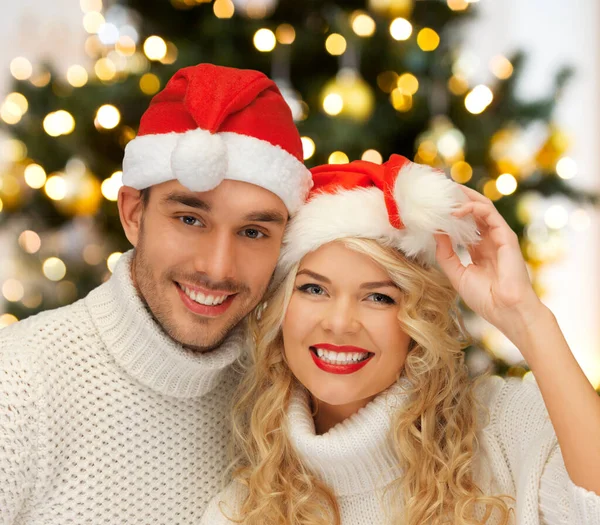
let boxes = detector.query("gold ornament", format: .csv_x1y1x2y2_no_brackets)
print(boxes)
320,69,375,122
368,0,414,18
535,126,569,171
415,116,465,168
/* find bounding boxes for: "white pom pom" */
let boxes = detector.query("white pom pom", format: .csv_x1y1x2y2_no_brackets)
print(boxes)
394,163,479,262
171,129,228,192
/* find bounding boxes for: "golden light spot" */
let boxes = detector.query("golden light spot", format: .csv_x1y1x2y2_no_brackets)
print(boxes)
276,24,296,44
43,257,67,281
143,36,167,60
328,151,349,164
389,18,412,41
301,137,316,160
24,164,47,189
67,65,89,87
325,34,347,55
139,73,161,95
396,73,419,95
417,28,440,52
18,230,42,253
254,29,276,52
10,57,33,80
450,161,473,183
213,0,235,18
361,149,383,164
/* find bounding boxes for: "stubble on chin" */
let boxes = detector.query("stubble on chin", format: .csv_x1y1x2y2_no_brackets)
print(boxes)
131,246,257,352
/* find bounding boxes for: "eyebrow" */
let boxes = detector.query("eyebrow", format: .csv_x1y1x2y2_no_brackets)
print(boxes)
296,269,397,290
243,210,287,225
161,193,286,224
162,192,211,211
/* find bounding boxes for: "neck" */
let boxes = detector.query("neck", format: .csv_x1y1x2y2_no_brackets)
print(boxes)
312,394,376,434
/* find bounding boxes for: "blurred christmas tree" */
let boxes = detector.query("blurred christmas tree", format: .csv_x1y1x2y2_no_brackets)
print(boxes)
0,0,597,374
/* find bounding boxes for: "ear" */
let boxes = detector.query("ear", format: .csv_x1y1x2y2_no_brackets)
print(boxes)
118,186,145,247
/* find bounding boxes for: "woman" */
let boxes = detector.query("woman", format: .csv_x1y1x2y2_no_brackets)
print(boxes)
201,155,600,524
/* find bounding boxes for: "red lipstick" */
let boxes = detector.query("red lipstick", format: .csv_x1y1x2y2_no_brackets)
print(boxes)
310,344,374,375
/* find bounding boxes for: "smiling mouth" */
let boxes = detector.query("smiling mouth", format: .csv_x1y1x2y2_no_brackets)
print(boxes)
309,347,374,365
176,282,236,307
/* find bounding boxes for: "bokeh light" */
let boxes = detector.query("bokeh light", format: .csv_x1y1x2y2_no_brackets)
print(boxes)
107,252,123,272
323,93,344,116
67,65,89,87
325,33,346,55
417,28,440,52
254,29,276,52
96,104,121,129
361,149,383,164
465,85,493,114
213,0,235,18
328,151,349,164
43,257,67,281
490,55,513,79
389,18,412,41
451,161,473,183
18,230,42,254
10,57,33,80
556,156,577,179
140,73,161,95
45,175,67,200
276,24,295,44
143,36,167,60
351,12,376,37
301,137,316,160
496,173,518,195
24,164,47,189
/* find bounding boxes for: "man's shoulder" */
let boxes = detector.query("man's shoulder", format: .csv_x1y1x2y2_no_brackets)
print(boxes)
0,295,95,357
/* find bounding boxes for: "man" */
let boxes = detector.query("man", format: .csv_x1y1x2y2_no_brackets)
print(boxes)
0,64,311,524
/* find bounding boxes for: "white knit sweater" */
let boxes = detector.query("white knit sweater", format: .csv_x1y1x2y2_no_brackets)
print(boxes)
0,251,246,525
201,375,600,524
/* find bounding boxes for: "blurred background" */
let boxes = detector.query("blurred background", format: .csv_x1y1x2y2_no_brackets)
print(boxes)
0,0,598,386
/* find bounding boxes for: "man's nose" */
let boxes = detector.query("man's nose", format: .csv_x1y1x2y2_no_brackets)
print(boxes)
192,230,237,285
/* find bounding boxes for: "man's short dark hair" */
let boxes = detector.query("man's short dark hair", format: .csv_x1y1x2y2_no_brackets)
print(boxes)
140,187,151,207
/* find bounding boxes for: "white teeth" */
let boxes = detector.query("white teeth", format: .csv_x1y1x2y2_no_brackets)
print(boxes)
313,348,370,365
181,285,228,306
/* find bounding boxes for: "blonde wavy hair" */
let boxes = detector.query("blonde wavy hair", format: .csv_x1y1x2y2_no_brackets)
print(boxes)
228,238,513,525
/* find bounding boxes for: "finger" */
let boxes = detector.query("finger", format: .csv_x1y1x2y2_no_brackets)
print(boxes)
456,184,491,205
434,233,466,291
453,202,519,247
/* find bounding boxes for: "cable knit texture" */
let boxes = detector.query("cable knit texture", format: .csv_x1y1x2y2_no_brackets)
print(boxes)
0,251,246,525
201,375,600,524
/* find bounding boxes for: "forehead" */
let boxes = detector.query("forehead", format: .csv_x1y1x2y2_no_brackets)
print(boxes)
299,242,390,282
153,179,288,216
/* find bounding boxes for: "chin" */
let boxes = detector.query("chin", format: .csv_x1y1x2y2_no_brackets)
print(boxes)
310,385,362,407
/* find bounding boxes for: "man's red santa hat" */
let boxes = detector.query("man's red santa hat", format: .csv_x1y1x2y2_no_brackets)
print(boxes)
278,154,479,272
122,63,312,213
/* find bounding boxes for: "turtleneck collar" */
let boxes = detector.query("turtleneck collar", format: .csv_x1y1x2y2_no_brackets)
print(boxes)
287,379,411,497
85,250,246,399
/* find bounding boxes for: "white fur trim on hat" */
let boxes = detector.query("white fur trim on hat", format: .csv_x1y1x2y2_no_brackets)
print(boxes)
393,162,479,259
122,130,312,213
278,171,479,274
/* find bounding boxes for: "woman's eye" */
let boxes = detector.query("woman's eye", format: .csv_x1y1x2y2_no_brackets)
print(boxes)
369,293,395,305
298,284,325,296
180,216,203,227
240,228,265,239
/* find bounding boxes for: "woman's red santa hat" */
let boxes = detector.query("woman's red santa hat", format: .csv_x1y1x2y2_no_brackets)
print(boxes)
122,63,312,213
278,154,479,272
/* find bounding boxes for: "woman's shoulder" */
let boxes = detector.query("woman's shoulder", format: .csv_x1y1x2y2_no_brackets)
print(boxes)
200,481,249,525
473,373,552,441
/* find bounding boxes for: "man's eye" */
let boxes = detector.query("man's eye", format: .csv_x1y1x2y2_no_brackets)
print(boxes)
297,284,325,296
240,228,265,239
180,216,203,227
368,293,395,305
